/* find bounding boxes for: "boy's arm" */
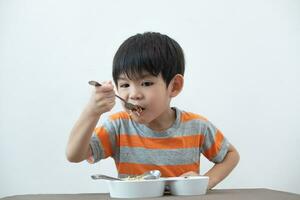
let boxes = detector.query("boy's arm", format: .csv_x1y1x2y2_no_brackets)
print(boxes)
66,107,100,162
204,144,240,189
66,82,115,163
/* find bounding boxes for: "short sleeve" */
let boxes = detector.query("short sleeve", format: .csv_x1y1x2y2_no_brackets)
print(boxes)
201,121,230,163
88,119,118,163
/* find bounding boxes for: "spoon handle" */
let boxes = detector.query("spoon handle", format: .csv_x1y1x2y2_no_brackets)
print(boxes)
88,80,126,103
88,80,101,87
91,174,122,181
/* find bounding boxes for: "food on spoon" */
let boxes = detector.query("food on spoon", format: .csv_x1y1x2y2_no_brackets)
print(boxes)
131,105,144,116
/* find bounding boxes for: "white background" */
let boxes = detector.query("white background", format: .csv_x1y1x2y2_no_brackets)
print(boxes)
1,0,300,198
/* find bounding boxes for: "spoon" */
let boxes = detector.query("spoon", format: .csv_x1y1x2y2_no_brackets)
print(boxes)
91,174,122,181
91,170,161,181
141,170,161,180
88,80,144,114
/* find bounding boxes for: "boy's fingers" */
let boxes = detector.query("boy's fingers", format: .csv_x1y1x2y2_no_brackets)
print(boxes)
94,92,115,101
180,171,198,177
101,80,113,87
94,84,114,92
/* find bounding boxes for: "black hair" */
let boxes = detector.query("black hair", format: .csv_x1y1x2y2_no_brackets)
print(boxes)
112,32,185,87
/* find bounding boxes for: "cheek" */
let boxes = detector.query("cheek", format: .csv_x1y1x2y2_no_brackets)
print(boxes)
147,94,170,111
118,90,129,99
148,93,159,101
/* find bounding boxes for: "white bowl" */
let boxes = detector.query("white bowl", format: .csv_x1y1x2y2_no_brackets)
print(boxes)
166,176,209,196
107,179,165,198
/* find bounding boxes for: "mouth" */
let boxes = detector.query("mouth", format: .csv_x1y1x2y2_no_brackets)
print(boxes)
130,105,145,116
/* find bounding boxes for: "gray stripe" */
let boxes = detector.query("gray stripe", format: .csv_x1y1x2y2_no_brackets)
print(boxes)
201,121,218,152
102,121,118,155
211,138,230,163
112,118,208,137
117,147,200,165
89,135,104,162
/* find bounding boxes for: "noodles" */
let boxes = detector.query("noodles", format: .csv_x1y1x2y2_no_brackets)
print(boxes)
122,175,145,181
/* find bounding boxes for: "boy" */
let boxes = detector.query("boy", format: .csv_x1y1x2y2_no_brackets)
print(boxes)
66,32,239,189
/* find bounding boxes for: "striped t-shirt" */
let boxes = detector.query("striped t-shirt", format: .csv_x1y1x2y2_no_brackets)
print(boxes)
89,107,229,178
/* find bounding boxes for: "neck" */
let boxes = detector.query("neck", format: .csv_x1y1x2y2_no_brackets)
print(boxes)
146,107,176,132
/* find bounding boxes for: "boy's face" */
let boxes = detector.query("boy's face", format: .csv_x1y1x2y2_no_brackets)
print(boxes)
116,72,173,124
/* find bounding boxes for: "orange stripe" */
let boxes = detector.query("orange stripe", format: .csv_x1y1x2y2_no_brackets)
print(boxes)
119,134,204,149
181,112,208,122
116,162,199,177
109,112,130,121
203,129,224,160
95,127,113,157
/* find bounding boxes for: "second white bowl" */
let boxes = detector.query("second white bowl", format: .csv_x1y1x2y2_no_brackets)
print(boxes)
167,176,209,196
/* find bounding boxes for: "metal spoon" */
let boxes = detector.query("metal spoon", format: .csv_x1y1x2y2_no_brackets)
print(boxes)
91,170,161,181
141,170,161,180
88,80,144,114
91,174,122,181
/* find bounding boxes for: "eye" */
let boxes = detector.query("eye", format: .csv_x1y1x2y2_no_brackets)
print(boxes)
119,83,130,88
141,81,154,87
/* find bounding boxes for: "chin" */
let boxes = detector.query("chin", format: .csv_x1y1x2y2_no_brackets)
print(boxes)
132,117,148,124
131,113,154,124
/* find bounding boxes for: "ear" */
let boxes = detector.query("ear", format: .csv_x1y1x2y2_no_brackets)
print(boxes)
168,74,184,97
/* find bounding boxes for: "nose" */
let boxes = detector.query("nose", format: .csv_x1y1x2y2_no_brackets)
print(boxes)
129,86,143,100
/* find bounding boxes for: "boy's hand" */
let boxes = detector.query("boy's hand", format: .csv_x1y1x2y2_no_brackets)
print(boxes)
180,171,199,177
86,81,116,116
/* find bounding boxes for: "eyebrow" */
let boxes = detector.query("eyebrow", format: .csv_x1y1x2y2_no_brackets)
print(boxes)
117,77,128,81
118,73,153,81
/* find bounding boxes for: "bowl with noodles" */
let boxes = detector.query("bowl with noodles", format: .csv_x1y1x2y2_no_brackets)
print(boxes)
107,177,166,198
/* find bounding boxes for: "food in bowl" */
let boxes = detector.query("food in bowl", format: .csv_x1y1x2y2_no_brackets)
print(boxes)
122,175,145,181
166,176,209,196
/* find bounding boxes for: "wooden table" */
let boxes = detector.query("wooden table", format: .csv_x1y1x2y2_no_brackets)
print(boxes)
1,189,300,200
